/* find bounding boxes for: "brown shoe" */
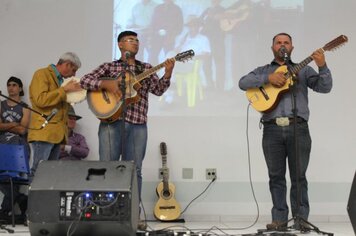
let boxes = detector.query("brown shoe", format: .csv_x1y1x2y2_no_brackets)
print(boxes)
266,221,287,230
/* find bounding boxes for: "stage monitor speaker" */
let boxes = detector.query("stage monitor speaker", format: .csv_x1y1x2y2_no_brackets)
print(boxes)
348,171,356,235
28,160,139,236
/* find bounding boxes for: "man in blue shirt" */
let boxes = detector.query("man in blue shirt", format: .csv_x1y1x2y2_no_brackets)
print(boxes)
239,32,332,230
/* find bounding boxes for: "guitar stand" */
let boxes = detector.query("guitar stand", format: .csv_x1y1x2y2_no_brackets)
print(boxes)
288,215,334,235
242,216,333,236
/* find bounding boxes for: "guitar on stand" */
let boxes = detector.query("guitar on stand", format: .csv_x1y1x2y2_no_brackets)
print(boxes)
154,142,181,221
246,35,348,113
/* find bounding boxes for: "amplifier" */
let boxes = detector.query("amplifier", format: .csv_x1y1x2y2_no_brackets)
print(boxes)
28,160,139,236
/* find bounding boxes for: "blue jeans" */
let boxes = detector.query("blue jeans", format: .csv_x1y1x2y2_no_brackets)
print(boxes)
30,141,61,175
262,122,311,222
98,120,147,200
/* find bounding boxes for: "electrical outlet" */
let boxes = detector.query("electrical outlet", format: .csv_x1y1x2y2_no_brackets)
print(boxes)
206,168,217,180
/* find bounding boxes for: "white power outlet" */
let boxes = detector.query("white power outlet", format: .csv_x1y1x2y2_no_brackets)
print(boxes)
206,168,217,180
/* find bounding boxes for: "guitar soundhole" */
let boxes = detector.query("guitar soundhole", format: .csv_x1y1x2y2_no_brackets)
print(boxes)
163,190,171,198
102,91,111,104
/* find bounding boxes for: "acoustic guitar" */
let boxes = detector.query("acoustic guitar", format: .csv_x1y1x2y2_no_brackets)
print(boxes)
153,142,181,221
87,50,195,122
246,35,348,113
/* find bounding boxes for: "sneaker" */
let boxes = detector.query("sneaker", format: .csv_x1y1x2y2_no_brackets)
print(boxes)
266,221,288,230
137,219,147,231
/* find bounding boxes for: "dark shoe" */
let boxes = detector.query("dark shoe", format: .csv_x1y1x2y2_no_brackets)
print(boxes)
23,214,28,226
137,219,147,231
0,209,10,221
266,221,287,230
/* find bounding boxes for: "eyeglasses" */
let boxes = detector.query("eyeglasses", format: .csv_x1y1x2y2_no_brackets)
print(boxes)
122,38,139,44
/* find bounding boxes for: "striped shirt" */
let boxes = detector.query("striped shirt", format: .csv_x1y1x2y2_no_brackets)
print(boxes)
80,59,170,124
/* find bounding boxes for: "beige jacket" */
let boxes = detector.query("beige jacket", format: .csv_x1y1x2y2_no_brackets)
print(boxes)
28,65,69,144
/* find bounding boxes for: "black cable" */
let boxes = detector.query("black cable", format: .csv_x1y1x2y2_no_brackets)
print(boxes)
180,176,217,216
242,103,260,229
190,103,261,236
66,205,86,236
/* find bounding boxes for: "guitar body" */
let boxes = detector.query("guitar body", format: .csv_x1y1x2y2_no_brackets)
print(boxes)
154,182,181,221
86,50,195,122
246,65,291,113
87,72,141,123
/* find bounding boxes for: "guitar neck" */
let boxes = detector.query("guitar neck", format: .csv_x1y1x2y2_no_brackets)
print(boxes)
161,154,170,191
288,56,313,76
135,57,176,84
289,42,335,76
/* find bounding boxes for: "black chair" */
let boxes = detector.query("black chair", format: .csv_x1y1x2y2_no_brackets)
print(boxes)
0,144,30,227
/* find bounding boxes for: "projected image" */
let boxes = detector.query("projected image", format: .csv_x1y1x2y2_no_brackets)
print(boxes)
113,0,304,116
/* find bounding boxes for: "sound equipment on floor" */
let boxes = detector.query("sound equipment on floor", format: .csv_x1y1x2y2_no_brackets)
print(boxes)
28,160,139,236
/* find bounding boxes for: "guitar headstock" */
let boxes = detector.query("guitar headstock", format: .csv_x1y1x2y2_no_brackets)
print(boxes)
175,49,195,63
323,35,348,51
160,142,167,156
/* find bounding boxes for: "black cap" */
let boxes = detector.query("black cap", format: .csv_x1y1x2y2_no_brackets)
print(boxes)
7,76,24,96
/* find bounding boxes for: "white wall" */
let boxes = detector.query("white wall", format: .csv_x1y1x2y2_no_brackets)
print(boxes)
0,0,355,221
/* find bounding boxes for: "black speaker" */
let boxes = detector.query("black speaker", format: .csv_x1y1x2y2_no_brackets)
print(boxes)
348,171,356,235
28,160,139,236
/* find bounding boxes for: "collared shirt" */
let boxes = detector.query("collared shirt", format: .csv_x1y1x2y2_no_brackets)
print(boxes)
59,131,89,160
80,59,170,124
51,64,63,86
239,59,333,121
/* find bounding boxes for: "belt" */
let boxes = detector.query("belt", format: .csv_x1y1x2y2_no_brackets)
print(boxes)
262,117,306,126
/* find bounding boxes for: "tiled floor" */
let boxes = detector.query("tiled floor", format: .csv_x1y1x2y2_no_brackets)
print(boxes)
0,221,353,235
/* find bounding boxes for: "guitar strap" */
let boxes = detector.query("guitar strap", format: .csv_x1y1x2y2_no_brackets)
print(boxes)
134,60,145,74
